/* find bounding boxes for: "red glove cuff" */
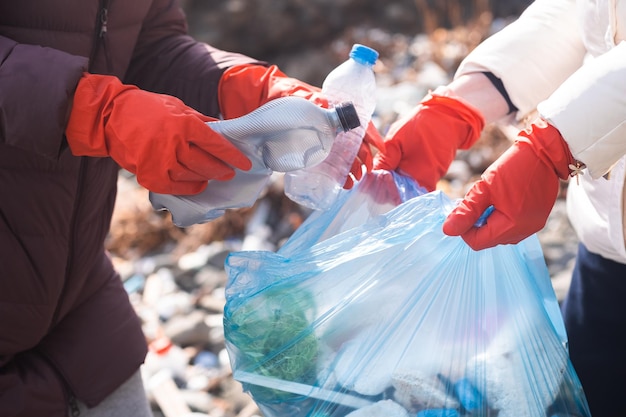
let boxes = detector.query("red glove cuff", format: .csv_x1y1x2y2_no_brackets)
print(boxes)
66,73,137,157
517,119,576,181
374,93,485,191
423,94,485,150
218,64,327,120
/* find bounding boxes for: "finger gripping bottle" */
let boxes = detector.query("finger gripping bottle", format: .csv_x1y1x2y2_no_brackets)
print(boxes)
284,44,379,210
149,96,359,227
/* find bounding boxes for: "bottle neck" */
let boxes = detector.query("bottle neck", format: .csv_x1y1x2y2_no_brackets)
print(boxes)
350,56,374,67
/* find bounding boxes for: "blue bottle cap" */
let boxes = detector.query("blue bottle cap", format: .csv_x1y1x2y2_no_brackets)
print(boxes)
453,378,485,412
349,43,379,66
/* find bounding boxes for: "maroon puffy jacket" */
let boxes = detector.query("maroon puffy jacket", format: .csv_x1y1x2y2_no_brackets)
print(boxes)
0,0,261,415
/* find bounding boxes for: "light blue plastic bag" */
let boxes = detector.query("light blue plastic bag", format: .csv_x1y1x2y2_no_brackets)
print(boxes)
224,176,590,417
279,170,427,257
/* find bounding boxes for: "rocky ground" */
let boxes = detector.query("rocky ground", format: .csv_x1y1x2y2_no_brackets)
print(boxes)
105,3,578,416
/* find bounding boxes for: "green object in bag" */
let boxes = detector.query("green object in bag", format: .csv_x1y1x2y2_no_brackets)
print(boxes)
225,284,319,402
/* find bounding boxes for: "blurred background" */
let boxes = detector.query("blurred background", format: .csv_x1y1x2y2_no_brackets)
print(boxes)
181,0,532,86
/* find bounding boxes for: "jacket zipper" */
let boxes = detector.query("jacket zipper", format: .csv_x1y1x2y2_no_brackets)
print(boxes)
52,0,110,333
43,1,112,410
68,395,81,416
42,157,87,414
49,157,87,329
45,155,86,361
37,347,83,416
89,0,112,73
54,0,111,327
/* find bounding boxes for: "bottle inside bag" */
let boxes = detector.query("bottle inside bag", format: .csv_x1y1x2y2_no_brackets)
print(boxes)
284,44,379,211
149,96,359,227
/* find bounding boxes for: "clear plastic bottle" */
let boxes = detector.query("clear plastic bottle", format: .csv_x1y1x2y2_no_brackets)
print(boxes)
149,96,359,227
284,44,379,210
142,336,189,381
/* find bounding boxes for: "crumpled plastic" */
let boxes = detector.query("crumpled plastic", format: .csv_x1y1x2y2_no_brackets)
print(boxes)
223,171,591,417
279,170,427,256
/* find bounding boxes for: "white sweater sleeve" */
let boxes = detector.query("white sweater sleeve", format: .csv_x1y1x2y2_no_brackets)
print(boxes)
454,0,586,120
538,42,626,178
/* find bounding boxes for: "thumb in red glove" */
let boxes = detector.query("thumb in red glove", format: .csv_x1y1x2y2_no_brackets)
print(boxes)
373,91,485,192
66,74,252,195
442,119,578,250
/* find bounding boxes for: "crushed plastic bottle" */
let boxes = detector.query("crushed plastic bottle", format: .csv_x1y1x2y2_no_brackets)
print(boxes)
149,96,359,227
284,44,379,210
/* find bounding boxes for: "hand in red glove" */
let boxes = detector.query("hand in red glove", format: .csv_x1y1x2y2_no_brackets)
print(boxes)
218,63,381,189
442,119,577,250
373,91,485,192
65,74,252,195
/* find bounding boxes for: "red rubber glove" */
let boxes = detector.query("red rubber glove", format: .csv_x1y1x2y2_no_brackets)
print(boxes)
218,64,328,119
218,63,382,188
373,92,485,191
65,74,252,195
442,120,576,250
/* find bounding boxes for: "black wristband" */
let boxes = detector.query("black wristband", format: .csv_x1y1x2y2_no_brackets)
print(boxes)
482,72,518,115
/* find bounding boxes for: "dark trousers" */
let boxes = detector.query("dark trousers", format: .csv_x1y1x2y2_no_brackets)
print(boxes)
561,243,626,417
